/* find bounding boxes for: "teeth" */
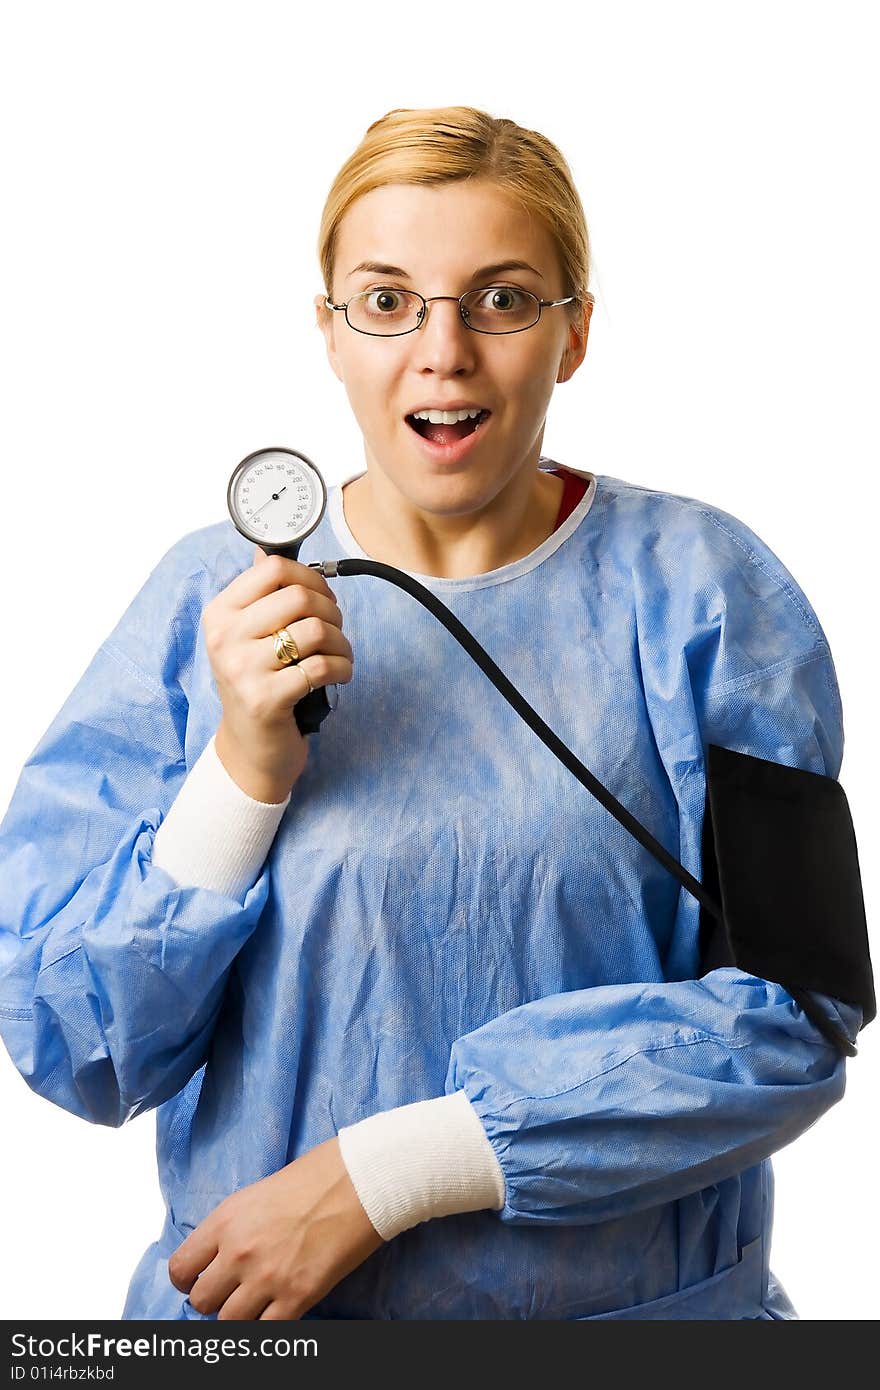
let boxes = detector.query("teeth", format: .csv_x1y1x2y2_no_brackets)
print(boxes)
412,408,483,424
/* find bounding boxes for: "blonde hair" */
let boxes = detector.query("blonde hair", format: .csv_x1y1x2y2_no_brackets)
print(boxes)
318,106,593,322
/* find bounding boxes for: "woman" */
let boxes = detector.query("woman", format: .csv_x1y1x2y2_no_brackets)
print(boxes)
0,106,863,1320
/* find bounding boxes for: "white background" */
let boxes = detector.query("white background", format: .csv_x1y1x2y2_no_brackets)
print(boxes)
0,0,876,1321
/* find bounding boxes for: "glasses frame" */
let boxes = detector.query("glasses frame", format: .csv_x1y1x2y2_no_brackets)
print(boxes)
323,286,595,337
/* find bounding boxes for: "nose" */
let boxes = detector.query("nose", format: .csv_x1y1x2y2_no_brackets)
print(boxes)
411,296,478,373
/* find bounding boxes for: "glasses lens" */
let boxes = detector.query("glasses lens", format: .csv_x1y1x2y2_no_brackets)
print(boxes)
461,287,540,333
347,288,423,335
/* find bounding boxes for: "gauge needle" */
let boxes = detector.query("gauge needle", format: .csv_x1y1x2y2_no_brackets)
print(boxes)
249,485,287,521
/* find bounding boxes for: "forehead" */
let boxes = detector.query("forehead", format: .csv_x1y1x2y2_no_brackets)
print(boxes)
336,181,561,283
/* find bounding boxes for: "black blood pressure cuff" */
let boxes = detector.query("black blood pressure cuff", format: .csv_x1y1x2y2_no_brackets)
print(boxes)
698,743,875,1058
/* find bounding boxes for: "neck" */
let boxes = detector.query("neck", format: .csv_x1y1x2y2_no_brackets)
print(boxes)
341,457,565,580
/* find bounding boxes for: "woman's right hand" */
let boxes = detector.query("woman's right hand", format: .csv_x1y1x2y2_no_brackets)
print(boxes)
204,546,354,803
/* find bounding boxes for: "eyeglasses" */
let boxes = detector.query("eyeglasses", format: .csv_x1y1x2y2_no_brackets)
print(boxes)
323,286,594,337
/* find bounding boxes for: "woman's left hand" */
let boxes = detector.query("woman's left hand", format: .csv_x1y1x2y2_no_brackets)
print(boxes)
167,1137,385,1319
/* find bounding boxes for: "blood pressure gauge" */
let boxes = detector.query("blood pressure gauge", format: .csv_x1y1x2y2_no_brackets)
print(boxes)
227,446,327,550
226,446,336,736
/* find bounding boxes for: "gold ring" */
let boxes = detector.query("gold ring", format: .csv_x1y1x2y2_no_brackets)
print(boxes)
272,627,315,696
273,627,299,666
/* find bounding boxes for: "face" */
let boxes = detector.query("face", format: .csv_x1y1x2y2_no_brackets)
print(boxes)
315,179,590,515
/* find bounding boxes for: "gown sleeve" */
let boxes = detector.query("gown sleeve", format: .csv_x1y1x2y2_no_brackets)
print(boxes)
0,534,270,1129
443,644,863,1227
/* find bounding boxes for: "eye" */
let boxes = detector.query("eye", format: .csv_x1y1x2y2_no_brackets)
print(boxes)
474,286,527,312
363,287,407,313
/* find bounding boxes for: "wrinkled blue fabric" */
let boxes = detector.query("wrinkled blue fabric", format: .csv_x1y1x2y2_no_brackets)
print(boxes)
0,463,860,1320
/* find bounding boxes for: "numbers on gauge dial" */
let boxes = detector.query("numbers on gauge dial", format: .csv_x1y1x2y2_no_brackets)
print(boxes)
236,456,318,540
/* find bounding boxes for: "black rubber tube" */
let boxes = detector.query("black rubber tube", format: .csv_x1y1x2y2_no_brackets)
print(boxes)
313,557,724,925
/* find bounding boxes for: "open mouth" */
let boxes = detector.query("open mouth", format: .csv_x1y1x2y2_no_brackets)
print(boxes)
406,410,491,445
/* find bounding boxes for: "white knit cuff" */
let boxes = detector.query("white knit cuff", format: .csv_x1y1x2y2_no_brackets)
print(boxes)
151,734,290,901
336,1089,506,1242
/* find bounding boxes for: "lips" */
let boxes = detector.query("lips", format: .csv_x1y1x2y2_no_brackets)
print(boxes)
403,409,492,464
403,408,486,436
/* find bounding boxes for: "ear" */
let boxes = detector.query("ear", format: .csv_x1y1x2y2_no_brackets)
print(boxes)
315,292,344,385
556,297,592,384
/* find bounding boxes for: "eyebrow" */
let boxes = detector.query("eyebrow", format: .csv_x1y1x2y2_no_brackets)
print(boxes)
346,259,546,283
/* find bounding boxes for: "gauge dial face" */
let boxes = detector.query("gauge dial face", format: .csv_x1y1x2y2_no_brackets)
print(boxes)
228,448,325,547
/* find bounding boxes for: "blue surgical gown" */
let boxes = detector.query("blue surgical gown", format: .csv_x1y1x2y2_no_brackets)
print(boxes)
0,464,861,1320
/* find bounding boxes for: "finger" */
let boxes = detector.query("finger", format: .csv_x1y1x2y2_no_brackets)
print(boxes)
186,1258,242,1317
262,652,355,703
260,623,353,671
258,1301,294,1320
240,588,344,641
221,553,336,613
253,545,334,598
216,1282,274,1321
168,1229,220,1294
